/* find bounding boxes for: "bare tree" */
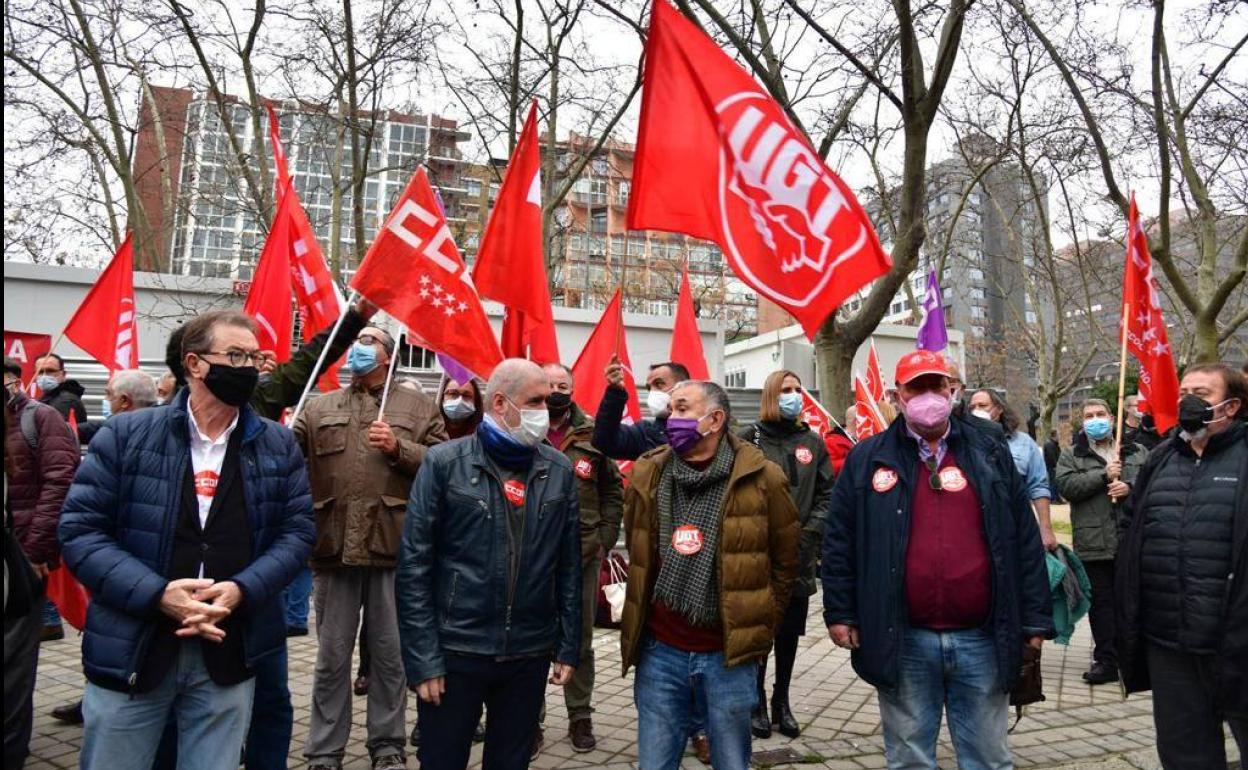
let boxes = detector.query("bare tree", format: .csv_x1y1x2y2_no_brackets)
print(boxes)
1008,0,1247,362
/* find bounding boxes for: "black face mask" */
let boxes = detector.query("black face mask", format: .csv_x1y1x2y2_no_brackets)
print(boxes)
202,363,259,408
547,391,573,420
1177,394,1220,435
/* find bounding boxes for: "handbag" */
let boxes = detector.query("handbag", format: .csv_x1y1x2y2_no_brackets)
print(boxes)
595,551,628,629
1009,643,1046,730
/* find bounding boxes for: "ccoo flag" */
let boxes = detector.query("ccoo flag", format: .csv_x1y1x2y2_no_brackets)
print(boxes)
1122,193,1179,435
628,0,891,339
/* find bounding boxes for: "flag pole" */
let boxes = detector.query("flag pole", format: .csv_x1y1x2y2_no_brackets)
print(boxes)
290,290,357,424
1112,303,1131,502
377,328,404,422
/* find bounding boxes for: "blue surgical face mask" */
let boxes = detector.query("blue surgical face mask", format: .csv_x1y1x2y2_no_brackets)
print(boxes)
442,396,476,421
1083,417,1112,441
347,342,379,376
101,399,113,419
35,375,60,393
778,391,803,420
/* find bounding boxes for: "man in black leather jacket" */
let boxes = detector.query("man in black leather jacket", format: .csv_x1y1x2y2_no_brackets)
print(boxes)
396,358,581,770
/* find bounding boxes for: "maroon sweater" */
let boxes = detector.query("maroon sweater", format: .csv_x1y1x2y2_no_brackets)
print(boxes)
904,453,992,630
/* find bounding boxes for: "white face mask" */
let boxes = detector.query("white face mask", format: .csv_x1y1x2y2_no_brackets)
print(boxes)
504,396,549,447
971,408,994,422
647,389,671,417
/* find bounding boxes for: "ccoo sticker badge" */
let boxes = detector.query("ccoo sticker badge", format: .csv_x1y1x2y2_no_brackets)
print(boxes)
872,468,898,493
503,479,526,507
938,467,968,492
574,458,594,480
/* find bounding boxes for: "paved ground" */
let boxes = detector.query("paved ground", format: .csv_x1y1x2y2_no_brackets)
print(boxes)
21,507,1243,769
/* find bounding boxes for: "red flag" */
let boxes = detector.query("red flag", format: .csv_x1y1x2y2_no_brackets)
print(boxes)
628,0,891,339
45,565,89,631
799,390,833,436
865,339,885,403
3,331,52,390
854,374,886,440
62,234,138,372
571,290,643,425
1122,193,1180,435
472,100,558,361
350,167,502,380
243,201,295,362
266,104,293,203
670,266,710,379
286,187,347,391
66,410,80,440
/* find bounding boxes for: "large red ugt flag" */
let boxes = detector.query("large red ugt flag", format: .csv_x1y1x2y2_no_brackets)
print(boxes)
628,0,891,338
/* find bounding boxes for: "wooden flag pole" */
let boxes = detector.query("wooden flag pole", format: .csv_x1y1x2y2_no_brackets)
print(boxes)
1111,303,1131,502
377,329,404,422
290,290,357,424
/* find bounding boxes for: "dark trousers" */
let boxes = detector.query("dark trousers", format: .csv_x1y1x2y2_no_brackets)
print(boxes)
3,585,43,769
1147,642,1248,770
244,646,293,770
417,654,548,770
1084,560,1117,668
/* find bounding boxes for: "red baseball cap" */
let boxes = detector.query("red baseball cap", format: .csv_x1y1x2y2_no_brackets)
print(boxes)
895,350,951,385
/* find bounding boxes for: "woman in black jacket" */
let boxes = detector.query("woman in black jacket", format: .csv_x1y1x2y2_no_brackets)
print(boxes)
740,370,835,739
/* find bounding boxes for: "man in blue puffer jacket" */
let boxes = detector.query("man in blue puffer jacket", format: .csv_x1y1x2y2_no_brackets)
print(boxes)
59,310,314,770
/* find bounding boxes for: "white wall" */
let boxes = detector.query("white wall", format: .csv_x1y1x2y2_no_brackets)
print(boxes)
723,322,966,391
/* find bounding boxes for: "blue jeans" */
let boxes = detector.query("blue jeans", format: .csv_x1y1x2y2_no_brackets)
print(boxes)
877,627,1011,770
284,566,312,629
81,640,256,770
245,646,293,770
634,637,757,770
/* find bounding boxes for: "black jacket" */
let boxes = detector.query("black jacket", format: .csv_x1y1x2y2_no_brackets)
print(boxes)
822,416,1054,694
396,434,582,685
739,420,834,595
1124,420,1163,452
591,385,667,461
1115,421,1248,715
40,379,87,424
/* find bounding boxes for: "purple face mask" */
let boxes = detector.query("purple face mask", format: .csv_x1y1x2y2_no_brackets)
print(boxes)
666,415,708,455
902,391,952,431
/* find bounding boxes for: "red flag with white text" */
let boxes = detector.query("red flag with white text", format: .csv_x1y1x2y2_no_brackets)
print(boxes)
3,331,52,391
628,0,891,339
243,204,295,362
1122,194,1180,435
62,234,138,373
865,339,885,403
473,100,558,362
571,290,643,425
670,266,710,379
799,390,833,436
350,167,502,380
854,374,886,440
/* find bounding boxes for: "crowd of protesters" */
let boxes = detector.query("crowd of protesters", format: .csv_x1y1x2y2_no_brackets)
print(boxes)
3,309,1246,770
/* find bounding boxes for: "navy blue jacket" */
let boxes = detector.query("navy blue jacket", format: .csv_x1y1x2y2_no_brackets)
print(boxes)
591,385,667,461
821,416,1054,694
58,388,314,690
396,434,582,685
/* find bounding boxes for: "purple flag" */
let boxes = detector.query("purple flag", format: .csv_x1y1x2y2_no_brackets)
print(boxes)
437,352,477,384
915,270,948,352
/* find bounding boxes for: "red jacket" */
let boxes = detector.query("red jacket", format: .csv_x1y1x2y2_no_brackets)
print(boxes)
5,391,79,567
824,429,854,475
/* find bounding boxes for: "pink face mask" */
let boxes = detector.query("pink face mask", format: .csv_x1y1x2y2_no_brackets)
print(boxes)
902,391,953,431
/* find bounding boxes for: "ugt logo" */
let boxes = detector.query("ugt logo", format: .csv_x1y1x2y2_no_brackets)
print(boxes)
715,93,869,308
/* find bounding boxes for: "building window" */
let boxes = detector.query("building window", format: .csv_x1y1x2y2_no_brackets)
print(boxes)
725,370,746,388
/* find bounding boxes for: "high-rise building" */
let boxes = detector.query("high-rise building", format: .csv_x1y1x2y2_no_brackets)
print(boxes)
760,138,1048,399
131,86,476,281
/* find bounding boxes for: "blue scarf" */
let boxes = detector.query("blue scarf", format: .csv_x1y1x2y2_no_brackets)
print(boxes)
478,414,535,471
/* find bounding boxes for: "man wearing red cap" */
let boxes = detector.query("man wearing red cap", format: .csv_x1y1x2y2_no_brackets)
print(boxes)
821,350,1053,769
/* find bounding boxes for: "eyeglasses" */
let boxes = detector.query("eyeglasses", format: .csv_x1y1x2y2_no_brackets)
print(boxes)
924,457,943,491
197,349,272,368
356,334,387,347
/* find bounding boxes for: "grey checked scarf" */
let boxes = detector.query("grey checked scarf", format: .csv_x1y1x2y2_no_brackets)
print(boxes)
654,439,735,628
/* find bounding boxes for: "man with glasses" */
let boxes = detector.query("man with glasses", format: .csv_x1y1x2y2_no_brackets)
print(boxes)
59,310,314,770
822,350,1052,769
297,325,447,770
